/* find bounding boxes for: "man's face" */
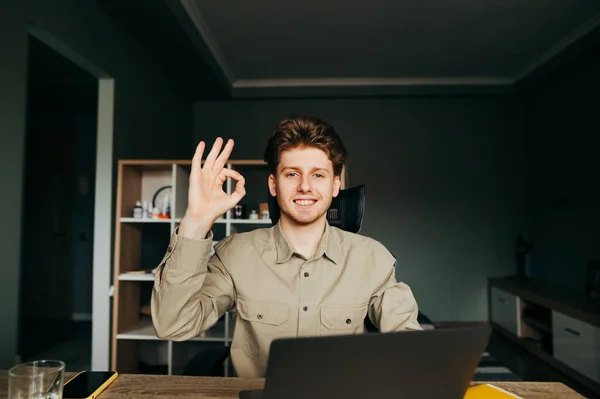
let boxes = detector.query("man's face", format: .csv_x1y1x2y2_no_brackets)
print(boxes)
269,146,341,226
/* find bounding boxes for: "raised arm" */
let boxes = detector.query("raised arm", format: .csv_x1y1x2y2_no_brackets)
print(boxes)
151,232,235,340
151,137,246,340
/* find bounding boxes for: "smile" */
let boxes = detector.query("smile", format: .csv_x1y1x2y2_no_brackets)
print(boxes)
294,199,317,206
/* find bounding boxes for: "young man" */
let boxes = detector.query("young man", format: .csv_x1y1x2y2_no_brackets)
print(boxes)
151,115,421,378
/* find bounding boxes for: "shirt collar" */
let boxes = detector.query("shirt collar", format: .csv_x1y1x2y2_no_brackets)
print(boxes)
273,220,342,265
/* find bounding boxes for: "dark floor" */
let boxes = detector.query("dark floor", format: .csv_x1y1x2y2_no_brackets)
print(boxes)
487,330,600,399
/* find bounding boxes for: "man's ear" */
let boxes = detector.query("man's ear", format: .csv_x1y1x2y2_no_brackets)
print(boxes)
333,175,341,198
268,174,277,197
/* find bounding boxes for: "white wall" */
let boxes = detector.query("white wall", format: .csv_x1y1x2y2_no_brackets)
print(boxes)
193,97,528,321
0,0,194,369
525,45,600,291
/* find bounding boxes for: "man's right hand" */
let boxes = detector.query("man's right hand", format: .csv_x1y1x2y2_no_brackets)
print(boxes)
179,137,246,239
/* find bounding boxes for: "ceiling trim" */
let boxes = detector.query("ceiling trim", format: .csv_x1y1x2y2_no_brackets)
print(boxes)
233,77,514,89
515,12,600,82
180,0,235,85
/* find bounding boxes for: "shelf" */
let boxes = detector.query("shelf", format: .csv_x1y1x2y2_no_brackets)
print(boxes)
117,321,160,340
117,319,230,342
119,272,155,282
191,321,230,343
120,217,172,223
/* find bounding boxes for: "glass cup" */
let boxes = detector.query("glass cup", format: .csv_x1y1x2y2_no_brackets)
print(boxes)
8,360,65,399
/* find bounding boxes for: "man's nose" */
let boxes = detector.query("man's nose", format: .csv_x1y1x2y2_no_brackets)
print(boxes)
298,176,311,192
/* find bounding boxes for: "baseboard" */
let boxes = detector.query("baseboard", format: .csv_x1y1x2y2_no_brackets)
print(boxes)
434,321,489,328
72,312,92,321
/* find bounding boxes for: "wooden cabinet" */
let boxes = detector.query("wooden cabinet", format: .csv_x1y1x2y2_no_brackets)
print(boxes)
553,311,600,384
490,287,520,335
489,278,600,393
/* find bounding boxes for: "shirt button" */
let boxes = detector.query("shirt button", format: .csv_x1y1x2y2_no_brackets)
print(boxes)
304,272,309,277
303,306,308,311
346,318,352,324
167,246,172,252
257,314,263,319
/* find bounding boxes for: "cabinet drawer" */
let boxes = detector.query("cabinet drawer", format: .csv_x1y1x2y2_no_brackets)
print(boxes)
490,287,519,335
553,311,600,384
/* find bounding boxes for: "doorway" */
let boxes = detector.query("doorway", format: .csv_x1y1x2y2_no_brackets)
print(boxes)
19,35,99,370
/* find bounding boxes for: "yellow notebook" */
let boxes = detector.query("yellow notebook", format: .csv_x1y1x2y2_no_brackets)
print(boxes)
464,384,524,399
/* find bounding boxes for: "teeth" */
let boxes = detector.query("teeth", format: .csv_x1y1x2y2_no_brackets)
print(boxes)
295,200,315,206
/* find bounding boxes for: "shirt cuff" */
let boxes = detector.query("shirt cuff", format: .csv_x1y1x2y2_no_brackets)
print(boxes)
163,226,215,271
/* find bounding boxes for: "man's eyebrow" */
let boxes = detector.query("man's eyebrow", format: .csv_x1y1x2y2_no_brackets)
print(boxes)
281,166,329,172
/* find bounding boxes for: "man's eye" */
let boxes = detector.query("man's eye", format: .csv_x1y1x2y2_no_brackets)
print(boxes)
287,172,298,177
315,173,324,178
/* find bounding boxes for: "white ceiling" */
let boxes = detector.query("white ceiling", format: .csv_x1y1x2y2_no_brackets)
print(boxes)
181,0,600,97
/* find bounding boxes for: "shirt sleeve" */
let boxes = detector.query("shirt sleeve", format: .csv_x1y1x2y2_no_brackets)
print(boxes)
151,228,235,341
367,243,422,332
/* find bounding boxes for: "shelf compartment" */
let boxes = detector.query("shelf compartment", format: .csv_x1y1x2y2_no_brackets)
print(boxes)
192,320,230,343
118,163,173,219
519,298,553,355
117,319,159,340
117,317,230,343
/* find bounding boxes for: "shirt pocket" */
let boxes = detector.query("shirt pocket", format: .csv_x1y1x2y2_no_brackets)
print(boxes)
320,303,368,336
237,297,290,325
236,297,291,365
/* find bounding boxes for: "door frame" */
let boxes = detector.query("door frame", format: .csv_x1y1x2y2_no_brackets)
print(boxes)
28,27,114,370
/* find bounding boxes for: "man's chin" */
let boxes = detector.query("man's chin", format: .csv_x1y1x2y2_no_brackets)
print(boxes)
281,211,323,226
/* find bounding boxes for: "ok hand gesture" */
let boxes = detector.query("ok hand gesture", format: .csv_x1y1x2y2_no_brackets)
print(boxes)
179,137,246,239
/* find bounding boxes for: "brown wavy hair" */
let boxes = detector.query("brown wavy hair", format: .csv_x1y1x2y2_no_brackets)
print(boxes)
263,115,348,176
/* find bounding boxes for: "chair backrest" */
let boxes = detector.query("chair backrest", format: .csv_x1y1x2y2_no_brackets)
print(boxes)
267,184,366,233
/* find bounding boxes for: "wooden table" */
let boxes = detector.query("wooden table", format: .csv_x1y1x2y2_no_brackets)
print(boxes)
0,372,588,398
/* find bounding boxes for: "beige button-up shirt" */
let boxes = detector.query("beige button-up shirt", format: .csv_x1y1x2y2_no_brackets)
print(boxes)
151,221,422,378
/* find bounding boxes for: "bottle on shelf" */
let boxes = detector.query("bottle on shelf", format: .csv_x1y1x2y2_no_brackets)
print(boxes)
133,201,143,219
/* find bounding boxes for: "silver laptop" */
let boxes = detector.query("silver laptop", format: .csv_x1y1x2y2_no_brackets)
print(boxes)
239,325,491,399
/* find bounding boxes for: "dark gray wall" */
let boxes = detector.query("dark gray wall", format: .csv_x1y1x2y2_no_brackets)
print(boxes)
194,98,528,321
525,45,600,292
0,0,194,368
0,0,28,369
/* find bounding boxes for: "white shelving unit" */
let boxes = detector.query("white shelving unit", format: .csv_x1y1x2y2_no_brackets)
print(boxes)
111,159,271,376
